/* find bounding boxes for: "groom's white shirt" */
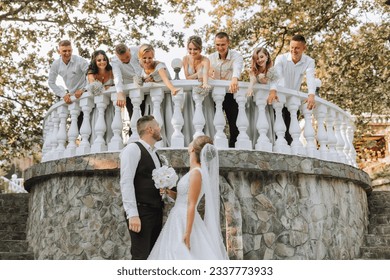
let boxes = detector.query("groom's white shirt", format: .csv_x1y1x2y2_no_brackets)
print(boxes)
120,140,161,219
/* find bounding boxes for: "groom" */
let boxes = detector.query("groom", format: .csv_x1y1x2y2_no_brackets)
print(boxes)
119,115,163,259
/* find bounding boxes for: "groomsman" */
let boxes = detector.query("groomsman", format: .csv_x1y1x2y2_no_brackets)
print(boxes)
120,115,163,259
111,43,145,123
209,32,244,148
48,39,89,128
273,34,316,144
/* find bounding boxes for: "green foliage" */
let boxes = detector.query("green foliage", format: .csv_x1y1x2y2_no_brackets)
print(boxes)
0,0,184,171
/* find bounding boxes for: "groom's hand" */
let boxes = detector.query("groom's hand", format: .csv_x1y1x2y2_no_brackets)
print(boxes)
129,216,141,233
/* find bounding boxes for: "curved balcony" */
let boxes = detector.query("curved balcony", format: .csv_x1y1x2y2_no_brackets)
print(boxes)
41,80,357,166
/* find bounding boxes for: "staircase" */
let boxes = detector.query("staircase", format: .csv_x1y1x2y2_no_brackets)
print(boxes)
360,191,390,259
0,193,34,260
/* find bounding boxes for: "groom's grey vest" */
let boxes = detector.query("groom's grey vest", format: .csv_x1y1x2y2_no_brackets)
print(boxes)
134,142,162,208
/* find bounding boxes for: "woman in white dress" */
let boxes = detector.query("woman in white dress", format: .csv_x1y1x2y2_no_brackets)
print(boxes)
87,50,115,144
182,36,215,144
148,135,228,260
246,47,279,146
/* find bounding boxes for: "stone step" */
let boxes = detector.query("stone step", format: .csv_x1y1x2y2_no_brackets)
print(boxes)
0,222,27,232
0,213,29,224
0,252,34,260
0,240,29,253
365,234,390,247
368,207,390,215
360,246,390,260
0,231,27,241
368,214,390,226
368,224,390,235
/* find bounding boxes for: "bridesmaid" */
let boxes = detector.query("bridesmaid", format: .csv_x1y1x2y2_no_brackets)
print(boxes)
137,44,180,146
246,47,279,146
182,36,215,142
86,50,115,145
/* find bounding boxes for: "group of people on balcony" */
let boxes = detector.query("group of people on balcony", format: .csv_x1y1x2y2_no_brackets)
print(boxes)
48,32,316,148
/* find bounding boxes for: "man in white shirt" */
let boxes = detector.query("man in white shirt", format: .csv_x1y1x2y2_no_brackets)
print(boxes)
48,40,89,128
48,40,89,104
209,32,244,148
120,115,163,259
272,34,316,144
111,43,144,124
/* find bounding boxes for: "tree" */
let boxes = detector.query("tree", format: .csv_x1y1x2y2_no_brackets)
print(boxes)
0,0,184,172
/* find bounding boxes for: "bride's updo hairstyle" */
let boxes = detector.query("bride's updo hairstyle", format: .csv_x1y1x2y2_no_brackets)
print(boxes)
138,43,155,59
193,135,213,163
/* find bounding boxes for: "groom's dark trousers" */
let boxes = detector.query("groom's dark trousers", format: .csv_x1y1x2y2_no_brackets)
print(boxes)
127,142,163,260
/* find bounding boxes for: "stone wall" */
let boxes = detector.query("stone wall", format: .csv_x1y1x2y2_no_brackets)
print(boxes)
24,150,371,260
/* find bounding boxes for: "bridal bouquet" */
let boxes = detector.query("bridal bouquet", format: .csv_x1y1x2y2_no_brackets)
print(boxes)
86,81,104,96
152,165,178,203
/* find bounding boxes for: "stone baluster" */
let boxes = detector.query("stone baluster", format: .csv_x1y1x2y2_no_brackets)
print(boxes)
64,102,81,158
171,89,185,148
127,89,144,144
150,88,165,148
334,112,347,163
41,115,53,162
254,88,272,152
234,88,252,149
108,93,124,151
192,88,206,139
55,105,69,159
273,94,290,154
91,94,110,153
326,109,338,162
287,96,305,155
49,110,60,160
341,115,352,165
315,104,329,160
301,104,316,158
346,120,357,167
76,96,94,156
212,87,228,149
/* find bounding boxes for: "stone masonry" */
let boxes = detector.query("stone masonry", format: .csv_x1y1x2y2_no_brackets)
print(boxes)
24,150,371,260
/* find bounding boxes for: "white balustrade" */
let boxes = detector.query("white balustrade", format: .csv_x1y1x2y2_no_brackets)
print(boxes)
235,89,252,149
76,95,94,155
127,88,144,144
171,89,185,148
315,104,329,161
212,86,229,149
41,79,357,167
150,88,165,148
108,93,124,151
273,93,291,154
192,88,206,139
64,102,81,157
287,96,305,155
254,88,272,152
55,106,69,159
91,94,110,153
301,103,316,158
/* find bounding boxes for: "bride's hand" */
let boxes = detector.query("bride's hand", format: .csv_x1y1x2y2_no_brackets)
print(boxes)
183,233,191,250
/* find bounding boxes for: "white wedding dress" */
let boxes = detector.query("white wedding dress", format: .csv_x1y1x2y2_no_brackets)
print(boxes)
148,166,228,260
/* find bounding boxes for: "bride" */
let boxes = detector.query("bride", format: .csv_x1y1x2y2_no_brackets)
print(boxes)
148,135,228,260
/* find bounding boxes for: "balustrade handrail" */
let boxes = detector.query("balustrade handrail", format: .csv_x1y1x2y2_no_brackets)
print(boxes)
41,80,357,167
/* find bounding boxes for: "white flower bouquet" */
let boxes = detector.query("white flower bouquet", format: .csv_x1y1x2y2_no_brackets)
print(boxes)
86,81,104,96
152,165,178,203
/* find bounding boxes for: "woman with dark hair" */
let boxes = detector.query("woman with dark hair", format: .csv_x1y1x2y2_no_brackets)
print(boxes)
87,50,115,145
246,47,279,146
